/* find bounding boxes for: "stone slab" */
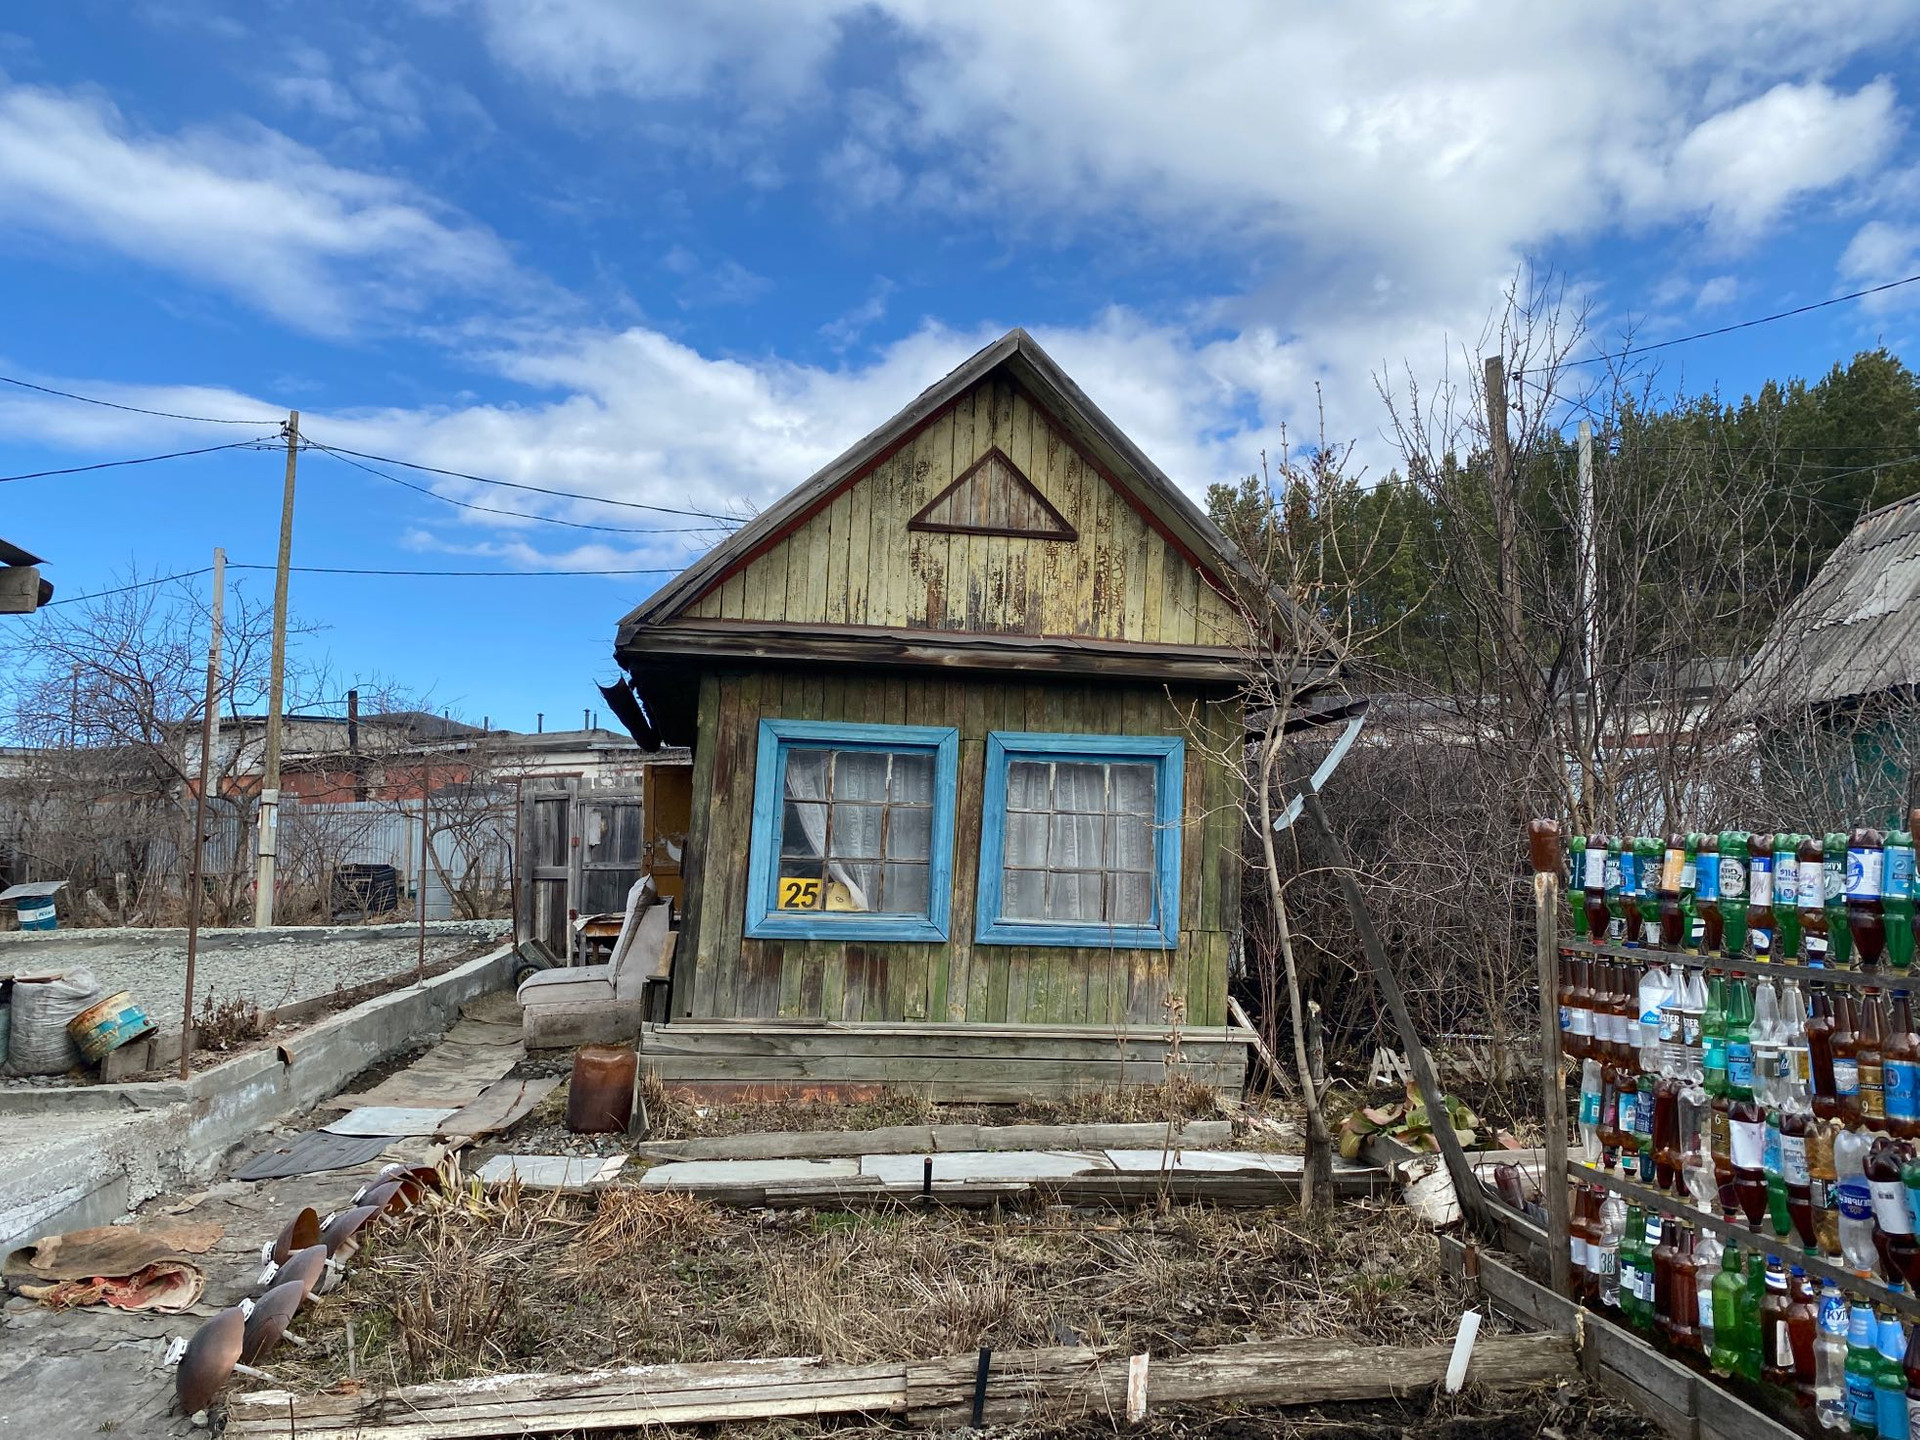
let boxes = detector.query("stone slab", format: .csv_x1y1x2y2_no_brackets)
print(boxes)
637,1157,861,1189
476,1154,627,1190
859,1150,1111,1186
325,1107,461,1137
1103,1148,1305,1175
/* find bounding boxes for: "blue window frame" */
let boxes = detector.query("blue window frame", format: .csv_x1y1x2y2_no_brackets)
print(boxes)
744,719,959,942
974,732,1184,949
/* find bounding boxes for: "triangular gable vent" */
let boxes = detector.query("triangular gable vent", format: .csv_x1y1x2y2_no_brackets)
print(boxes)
907,446,1077,540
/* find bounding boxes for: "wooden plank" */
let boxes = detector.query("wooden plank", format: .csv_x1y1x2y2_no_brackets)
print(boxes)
712,671,758,1019
636,1022,1250,1062
629,1118,1234,1162
680,673,723,1018
845,460,872,625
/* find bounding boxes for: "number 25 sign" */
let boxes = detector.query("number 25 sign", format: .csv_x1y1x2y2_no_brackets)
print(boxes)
777,876,821,910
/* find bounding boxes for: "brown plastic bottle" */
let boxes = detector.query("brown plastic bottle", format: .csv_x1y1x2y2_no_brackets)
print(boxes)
1867,1135,1919,1285
1848,826,1888,970
1786,1265,1818,1405
1527,818,1561,876
1710,1090,1735,1214
1566,956,1592,1060
564,1043,637,1133
1660,834,1687,950
1782,1102,1817,1248
1832,991,1862,1127
1807,1119,1841,1256
1729,1087,1769,1228
1759,1256,1793,1389
1808,985,1839,1120
1886,990,1920,1141
1748,832,1775,957
1570,1184,1596,1304
1608,959,1635,1066
1858,988,1888,1130
1654,1073,1682,1191
1670,1225,1701,1350
1799,835,1828,963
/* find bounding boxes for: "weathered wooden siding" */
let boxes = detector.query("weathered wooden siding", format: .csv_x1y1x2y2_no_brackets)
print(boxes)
685,376,1244,647
671,668,1242,1029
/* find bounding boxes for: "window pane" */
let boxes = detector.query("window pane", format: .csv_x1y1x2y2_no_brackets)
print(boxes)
776,861,824,911
785,749,829,799
1050,811,1104,869
1111,871,1155,925
1005,812,1049,867
884,863,929,913
1110,763,1156,816
1054,763,1105,812
890,753,934,804
829,802,883,859
887,805,931,859
782,801,827,858
1109,811,1155,872
1048,871,1102,921
1007,760,1050,810
834,750,889,800
1004,868,1046,919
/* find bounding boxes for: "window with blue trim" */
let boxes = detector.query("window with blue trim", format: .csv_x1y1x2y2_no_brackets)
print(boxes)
975,732,1183,949
744,719,959,942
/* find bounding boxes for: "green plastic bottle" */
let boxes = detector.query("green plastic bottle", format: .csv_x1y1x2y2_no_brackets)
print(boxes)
1775,833,1804,961
1722,830,1752,958
1830,834,1857,970
1711,1246,1745,1376
1570,832,1590,941
1850,1296,1881,1433
1683,833,1701,951
1606,836,1626,942
1705,973,1731,1099
1885,828,1914,972
1636,836,1662,946
1739,1248,1766,1382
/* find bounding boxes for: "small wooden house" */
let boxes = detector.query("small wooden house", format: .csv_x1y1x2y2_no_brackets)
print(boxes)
610,329,1285,1097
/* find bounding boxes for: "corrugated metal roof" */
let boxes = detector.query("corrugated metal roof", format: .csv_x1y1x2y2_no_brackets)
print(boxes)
1737,491,1920,709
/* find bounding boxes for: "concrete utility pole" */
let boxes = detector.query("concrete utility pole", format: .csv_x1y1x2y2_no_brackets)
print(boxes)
1482,355,1521,662
1576,420,1597,677
253,411,300,928
182,548,226,1079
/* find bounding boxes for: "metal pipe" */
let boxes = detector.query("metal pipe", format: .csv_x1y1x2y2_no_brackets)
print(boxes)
181,548,226,1080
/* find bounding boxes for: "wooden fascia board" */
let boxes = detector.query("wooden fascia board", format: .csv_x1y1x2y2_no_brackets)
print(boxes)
617,619,1252,685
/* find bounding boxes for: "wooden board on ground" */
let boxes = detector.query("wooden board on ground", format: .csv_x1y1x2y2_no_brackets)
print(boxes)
628,1118,1233,1162
438,1077,560,1139
227,1331,1573,1437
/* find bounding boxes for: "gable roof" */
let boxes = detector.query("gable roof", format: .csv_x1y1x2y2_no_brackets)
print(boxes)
1737,490,1920,710
617,328,1296,646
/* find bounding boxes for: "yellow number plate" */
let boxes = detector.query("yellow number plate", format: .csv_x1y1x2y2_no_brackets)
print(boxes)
777,877,821,910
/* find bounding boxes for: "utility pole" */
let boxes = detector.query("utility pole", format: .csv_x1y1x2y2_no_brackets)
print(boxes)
416,757,430,984
1576,420,1597,676
1483,355,1521,663
181,548,226,1080
253,411,299,928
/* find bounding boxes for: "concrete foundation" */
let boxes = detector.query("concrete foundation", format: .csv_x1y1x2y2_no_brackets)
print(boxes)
0,943,513,1255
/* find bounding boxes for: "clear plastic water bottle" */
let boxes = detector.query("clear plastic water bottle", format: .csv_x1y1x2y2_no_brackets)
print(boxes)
1840,1125,1883,1276
1697,1227,1723,1355
1816,1279,1849,1430
1755,978,1783,1106
1594,1189,1624,1311
1580,1056,1605,1163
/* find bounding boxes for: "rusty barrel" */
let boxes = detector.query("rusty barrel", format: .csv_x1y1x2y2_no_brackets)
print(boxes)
67,991,156,1063
565,1044,637,1133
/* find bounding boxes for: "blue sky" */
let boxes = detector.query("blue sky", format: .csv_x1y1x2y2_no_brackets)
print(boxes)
4,2,1920,731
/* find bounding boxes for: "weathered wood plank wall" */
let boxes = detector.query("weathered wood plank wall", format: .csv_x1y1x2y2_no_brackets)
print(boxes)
672,668,1241,1028
687,375,1244,648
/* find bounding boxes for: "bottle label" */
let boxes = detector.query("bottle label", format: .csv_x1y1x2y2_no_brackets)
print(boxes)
1888,1060,1920,1122
1827,859,1847,904
1851,1302,1877,1348
1615,1089,1634,1135
1658,1004,1681,1045
1781,1132,1810,1185
1559,1004,1572,1033
1752,859,1773,907
1570,1007,1592,1038
1800,864,1824,910
1787,1044,1812,1086
1682,858,1697,890
1662,849,1685,891
1764,1121,1782,1175
1645,1215,1663,1247
1580,1090,1601,1126
1699,1289,1714,1329
1705,1036,1728,1075
1682,1011,1703,1047
1720,857,1748,900
1850,1372,1877,1425
1848,847,1885,900
1836,1057,1861,1097
1728,1040,1754,1090
1620,852,1638,895
1751,926,1772,954
1821,1292,1849,1333
1778,856,1800,897
1890,844,1916,899
1872,1177,1914,1235
1699,853,1721,898
1710,1108,1731,1156
1591,1243,1616,1277
1731,1118,1766,1168
1861,1062,1886,1121
1807,933,1829,961
1773,1319,1791,1367
1584,848,1606,889
1605,855,1622,892
1571,1236,1590,1268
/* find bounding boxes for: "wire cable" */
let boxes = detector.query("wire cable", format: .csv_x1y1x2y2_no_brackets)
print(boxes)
40,568,217,607
0,374,283,426
303,439,730,536
0,437,282,484
231,563,682,578
304,438,743,521
1518,272,1920,376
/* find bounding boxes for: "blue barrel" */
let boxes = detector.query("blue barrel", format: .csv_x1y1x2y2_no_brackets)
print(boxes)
67,992,155,1063
16,896,55,931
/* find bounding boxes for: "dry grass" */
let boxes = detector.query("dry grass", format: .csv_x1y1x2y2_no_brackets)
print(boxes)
273,1183,1461,1392
192,992,271,1052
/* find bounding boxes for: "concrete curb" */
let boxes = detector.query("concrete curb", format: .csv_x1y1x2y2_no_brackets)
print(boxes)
0,943,514,1253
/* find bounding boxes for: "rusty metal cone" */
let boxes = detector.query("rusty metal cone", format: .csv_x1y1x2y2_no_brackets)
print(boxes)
175,1305,245,1416
270,1206,320,1264
273,1243,328,1303
357,1179,408,1216
240,1280,306,1366
317,1204,380,1258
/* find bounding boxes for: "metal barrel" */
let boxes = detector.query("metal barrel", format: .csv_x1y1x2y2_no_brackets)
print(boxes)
66,992,155,1063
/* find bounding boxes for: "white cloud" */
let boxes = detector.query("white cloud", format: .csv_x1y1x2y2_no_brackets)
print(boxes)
1695,275,1741,310
0,84,522,335
1663,80,1900,241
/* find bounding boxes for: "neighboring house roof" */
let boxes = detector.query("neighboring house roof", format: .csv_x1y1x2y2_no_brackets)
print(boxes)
1736,491,1920,711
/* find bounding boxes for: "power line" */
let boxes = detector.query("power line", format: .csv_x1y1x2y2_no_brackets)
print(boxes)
0,437,282,485
1518,272,1920,376
0,373,283,426
305,439,743,522
41,568,217,606
304,439,728,536
230,563,681,578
